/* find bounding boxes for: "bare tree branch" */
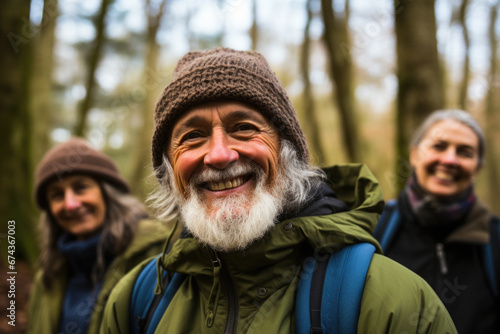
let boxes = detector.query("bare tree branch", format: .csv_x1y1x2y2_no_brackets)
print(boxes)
129,0,169,198
320,0,360,162
458,0,470,109
74,0,113,136
393,0,444,190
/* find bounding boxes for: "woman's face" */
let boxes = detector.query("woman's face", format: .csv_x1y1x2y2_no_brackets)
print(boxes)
46,175,106,240
410,119,480,198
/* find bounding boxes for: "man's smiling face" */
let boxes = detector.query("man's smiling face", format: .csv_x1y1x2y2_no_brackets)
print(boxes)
167,101,280,214
164,101,284,251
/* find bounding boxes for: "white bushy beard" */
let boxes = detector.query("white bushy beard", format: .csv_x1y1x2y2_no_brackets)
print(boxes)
179,161,287,252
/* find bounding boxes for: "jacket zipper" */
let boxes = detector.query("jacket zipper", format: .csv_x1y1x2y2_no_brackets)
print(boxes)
210,250,239,334
435,243,448,275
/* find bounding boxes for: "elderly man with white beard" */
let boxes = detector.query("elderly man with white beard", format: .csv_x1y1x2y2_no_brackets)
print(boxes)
101,48,457,333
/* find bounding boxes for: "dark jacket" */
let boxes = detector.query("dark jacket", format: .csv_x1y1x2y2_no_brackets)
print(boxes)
101,164,457,333
381,192,499,334
27,219,172,334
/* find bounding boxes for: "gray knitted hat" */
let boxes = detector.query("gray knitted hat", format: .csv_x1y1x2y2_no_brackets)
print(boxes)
151,47,309,178
34,138,130,209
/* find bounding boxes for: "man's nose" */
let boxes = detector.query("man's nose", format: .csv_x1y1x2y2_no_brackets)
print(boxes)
204,129,239,169
64,190,81,211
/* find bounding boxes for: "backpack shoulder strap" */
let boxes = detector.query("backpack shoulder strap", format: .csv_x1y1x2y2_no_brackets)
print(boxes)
130,257,160,334
296,242,376,334
374,199,400,252
130,257,186,334
482,215,500,297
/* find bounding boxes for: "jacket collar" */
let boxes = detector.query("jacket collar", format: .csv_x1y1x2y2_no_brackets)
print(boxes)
447,199,491,243
160,163,384,276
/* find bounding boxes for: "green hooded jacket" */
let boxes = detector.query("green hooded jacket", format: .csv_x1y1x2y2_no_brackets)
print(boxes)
27,219,171,334
101,164,457,333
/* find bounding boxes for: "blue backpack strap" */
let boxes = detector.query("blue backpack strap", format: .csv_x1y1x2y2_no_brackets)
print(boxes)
130,257,186,334
308,256,329,334
374,199,400,252
296,243,376,334
130,257,160,334
482,216,500,297
144,272,186,333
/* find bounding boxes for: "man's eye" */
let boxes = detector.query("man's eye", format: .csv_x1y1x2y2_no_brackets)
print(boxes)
236,124,257,132
182,132,202,142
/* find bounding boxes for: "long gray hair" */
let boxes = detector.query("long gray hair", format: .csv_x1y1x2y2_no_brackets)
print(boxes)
147,140,325,223
38,180,148,289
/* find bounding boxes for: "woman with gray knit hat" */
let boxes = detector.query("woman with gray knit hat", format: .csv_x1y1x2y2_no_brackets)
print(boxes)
27,138,173,334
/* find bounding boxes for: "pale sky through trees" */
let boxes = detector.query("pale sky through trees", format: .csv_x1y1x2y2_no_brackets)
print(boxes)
28,0,497,147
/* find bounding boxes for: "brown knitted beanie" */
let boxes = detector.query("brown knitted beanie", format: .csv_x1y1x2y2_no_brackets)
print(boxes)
152,47,309,177
34,137,130,209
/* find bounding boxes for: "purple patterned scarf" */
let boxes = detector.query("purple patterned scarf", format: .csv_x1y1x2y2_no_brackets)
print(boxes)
405,174,476,228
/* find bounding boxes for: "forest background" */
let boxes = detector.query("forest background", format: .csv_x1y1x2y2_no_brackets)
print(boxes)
1,0,500,332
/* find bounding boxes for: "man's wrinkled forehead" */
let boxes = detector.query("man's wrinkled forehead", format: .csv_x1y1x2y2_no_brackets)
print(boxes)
165,101,276,149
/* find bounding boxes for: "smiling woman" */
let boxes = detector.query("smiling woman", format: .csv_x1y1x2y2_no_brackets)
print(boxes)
375,110,499,334
46,175,107,240
410,118,481,198
27,138,173,334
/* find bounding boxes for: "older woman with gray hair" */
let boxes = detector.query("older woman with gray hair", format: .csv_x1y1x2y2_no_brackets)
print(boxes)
375,109,499,334
27,138,173,334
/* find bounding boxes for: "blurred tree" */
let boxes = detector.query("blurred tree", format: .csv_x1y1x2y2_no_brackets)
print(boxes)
250,0,258,50
0,0,38,264
457,0,471,109
393,0,444,190
31,0,59,164
185,4,195,50
345,0,350,20
320,0,360,162
301,0,325,164
74,0,114,136
485,0,500,214
130,0,169,199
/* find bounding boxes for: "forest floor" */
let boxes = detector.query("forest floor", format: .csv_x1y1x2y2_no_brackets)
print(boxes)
0,261,33,333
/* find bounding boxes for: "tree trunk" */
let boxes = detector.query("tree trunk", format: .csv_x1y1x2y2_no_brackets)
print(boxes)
129,0,168,199
31,0,58,164
0,0,39,264
250,0,258,50
301,0,325,164
458,0,470,109
484,0,500,214
320,0,360,162
74,0,113,136
393,0,445,190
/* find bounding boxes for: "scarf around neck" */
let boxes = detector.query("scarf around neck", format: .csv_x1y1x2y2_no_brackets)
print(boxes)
57,232,112,334
405,174,476,230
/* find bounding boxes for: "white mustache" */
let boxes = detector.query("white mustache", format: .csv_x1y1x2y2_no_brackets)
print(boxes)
190,161,261,185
